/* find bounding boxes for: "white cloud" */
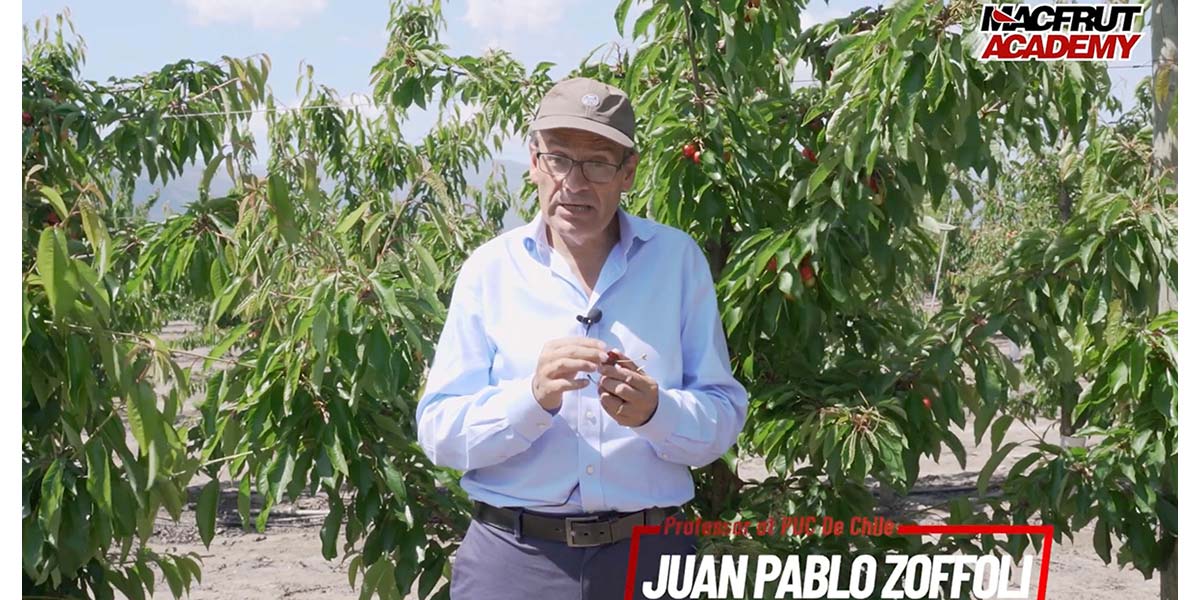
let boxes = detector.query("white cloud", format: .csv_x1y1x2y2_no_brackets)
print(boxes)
179,0,327,30
463,0,568,33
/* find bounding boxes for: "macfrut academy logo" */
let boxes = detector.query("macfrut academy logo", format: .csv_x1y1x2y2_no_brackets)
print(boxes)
977,4,1144,61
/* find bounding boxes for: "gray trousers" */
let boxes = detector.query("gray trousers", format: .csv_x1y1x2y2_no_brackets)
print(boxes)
450,513,698,600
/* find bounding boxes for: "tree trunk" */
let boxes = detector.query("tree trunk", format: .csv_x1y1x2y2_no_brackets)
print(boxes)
1152,0,1178,181
1151,2,1177,599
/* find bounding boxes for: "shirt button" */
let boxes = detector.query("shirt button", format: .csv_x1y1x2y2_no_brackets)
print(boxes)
538,422,548,428
586,465,595,475
659,452,669,459
586,410,595,420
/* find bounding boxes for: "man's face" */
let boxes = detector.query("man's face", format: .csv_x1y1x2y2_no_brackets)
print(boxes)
528,128,638,243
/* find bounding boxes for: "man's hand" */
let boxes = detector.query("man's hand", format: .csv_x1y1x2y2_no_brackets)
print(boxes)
598,350,659,427
532,337,609,412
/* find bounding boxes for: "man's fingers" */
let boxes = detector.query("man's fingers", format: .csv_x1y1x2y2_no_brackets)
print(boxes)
547,357,599,378
600,393,626,415
546,337,608,351
553,345,609,363
599,365,651,394
546,378,590,395
599,376,639,401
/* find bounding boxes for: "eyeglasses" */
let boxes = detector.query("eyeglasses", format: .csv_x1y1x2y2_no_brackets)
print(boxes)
535,151,628,184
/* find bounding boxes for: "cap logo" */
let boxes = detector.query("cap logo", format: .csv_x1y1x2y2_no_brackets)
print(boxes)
580,94,600,107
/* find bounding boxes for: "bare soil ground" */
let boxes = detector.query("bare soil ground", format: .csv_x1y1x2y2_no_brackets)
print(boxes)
118,323,1158,599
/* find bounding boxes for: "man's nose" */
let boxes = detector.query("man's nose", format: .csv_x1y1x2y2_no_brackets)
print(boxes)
562,162,591,191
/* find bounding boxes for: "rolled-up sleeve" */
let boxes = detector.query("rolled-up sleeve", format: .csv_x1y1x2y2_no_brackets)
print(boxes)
415,256,554,471
631,240,748,467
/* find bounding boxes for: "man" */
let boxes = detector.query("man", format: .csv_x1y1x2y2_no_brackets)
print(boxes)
416,77,748,599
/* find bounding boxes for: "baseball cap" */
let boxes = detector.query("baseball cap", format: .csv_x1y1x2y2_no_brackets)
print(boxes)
529,77,636,148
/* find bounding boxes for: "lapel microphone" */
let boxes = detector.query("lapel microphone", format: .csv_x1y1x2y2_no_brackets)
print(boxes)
576,307,603,331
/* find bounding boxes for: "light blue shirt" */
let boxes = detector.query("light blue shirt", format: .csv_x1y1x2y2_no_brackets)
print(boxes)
415,208,748,513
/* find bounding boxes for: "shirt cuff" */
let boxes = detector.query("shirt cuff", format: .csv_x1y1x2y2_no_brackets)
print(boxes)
506,376,556,442
630,388,679,444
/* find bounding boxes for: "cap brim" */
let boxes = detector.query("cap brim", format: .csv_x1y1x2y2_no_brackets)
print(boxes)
529,115,634,148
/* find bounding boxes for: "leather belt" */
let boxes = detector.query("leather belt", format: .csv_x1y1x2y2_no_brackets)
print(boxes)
472,501,681,548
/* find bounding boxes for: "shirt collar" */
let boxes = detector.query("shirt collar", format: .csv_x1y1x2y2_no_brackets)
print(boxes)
521,207,656,263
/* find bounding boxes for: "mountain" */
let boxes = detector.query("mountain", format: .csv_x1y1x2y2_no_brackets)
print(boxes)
134,157,533,230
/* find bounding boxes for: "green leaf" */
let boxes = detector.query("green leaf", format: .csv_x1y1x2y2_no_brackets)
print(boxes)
942,431,967,469
381,460,408,502
990,415,1014,453
320,493,344,560
369,274,403,317
335,203,369,236
199,152,226,200
85,441,113,516
36,228,75,320
360,558,390,600
237,477,252,530
205,323,250,371
348,554,364,590
1093,518,1112,564
891,0,924,40
1108,360,1130,395
197,479,220,547
39,459,65,535
978,441,1020,497
22,517,44,574
633,3,660,40
614,0,633,36
418,556,443,600
129,384,162,489
1007,452,1041,481
414,243,444,289
806,158,835,198
160,556,184,598
324,430,349,476
267,173,300,244
41,186,69,221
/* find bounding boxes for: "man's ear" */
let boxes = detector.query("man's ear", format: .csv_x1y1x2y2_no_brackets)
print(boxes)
621,152,639,191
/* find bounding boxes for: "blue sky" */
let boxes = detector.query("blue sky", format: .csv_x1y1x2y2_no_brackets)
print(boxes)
21,0,1152,164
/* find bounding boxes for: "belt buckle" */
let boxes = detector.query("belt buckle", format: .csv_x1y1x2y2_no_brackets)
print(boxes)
565,515,604,548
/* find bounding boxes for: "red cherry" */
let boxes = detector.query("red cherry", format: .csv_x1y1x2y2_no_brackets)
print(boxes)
683,142,697,159
22,112,33,127
604,350,621,367
766,257,777,273
692,150,702,164
45,212,61,226
801,147,817,163
922,397,933,410
800,265,815,286
799,253,815,287
867,175,884,206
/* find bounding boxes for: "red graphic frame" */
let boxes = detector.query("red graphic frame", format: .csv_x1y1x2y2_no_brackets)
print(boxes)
623,523,1054,600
